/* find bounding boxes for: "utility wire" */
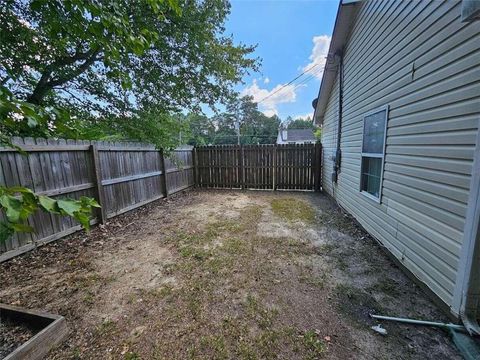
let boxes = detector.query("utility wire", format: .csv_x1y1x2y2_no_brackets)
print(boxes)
256,63,319,104
291,67,323,91
255,67,323,106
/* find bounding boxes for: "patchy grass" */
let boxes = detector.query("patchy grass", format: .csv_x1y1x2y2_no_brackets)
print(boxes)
368,278,402,298
333,283,384,327
271,198,316,224
140,203,334,359
0,191,461,360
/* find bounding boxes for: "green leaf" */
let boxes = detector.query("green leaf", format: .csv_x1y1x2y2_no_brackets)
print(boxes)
57,199,82,216
0,222,14,243
11,223,34,233
80,196,101,208
0,195,23,223
7,186,35,194
74,212,91,230
38,195,58,212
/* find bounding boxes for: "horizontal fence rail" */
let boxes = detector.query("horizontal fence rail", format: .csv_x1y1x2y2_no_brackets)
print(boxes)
195,144,322,191
0,137,194,262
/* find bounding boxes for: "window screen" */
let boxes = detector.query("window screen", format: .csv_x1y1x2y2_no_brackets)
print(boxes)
360,108,387,200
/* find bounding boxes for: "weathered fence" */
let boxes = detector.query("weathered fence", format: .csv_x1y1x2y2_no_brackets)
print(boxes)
195,144,322,191
0,138,194,261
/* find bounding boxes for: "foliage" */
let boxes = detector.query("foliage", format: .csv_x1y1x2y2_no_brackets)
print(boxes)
184,113,216,146
185,96,281,145
0,130,100,244
286,117,314,129
314,127,322,141
0,186,100,243
0,0,259,148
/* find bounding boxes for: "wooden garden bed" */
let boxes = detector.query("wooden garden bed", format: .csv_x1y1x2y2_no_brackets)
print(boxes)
0,304,68,360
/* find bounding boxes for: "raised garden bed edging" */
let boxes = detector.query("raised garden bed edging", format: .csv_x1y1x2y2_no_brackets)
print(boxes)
1,304,68,360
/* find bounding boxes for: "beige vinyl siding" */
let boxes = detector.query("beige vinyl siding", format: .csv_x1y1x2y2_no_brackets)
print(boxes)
321,0,480,312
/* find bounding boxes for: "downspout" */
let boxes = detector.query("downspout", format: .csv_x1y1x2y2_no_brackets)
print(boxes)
332,50,344,183
453,125,480,335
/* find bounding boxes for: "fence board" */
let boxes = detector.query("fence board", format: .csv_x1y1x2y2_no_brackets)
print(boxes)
0,139,194,262
196,144,321,191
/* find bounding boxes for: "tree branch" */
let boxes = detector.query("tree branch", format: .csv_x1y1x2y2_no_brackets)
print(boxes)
26,48,101,105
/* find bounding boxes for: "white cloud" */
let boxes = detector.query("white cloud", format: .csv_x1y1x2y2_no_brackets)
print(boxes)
263,109,277,117
302,35,331,80
241,79,297,117
264,77,270,84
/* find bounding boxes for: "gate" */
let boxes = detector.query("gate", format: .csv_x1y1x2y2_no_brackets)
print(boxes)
194,143,321,191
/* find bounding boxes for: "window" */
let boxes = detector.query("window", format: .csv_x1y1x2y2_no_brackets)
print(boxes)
360,106,388,202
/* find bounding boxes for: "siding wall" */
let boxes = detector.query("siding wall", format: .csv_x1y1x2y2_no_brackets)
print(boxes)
321,0,480,314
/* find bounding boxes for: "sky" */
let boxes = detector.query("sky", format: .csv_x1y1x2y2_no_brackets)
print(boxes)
226,0,339,121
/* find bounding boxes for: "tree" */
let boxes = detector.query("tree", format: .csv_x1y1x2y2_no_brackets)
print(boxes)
0,0,259,146
182,97,281,145
236,96,280,144
184,113,215,146
287,117,314,129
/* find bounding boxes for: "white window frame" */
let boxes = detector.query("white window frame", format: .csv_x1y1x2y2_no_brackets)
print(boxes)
359,105,389,203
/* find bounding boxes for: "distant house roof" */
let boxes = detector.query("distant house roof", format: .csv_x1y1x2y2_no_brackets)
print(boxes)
280,129,316,142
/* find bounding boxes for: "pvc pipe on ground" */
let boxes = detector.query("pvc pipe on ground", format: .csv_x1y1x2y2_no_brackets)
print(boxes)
370,314,466,332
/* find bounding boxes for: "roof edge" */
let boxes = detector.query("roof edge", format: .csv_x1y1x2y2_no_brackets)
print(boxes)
313,0,361,125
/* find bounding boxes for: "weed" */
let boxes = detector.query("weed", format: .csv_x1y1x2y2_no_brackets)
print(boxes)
303,330,325,359
71,347,81,359
97,318,116,335
124,352,140,360
83,291,95,305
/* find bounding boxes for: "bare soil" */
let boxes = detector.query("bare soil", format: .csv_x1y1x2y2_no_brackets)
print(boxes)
0,190,461,359
0,317,36,359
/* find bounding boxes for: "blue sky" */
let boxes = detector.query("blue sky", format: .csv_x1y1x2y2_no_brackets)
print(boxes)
226,0,339,121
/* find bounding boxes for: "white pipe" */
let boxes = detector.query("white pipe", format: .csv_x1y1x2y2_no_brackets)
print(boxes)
370,314,466,332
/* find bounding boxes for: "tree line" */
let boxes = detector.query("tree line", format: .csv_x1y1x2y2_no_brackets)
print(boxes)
183,96,318,146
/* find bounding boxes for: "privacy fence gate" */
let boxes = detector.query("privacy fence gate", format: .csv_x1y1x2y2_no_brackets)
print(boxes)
194,144,322,191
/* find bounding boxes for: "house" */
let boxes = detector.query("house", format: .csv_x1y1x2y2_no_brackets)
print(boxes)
313,0,480,330
276,128,316,144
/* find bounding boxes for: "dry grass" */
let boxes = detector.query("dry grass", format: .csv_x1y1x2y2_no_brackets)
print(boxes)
0,191,461,360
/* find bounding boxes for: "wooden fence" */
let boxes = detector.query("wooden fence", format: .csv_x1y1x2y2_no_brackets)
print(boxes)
195,144,322,191
0,138,194,262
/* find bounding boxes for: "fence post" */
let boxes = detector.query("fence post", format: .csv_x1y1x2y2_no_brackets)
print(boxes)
159,149,168,197
90,143,107,223
314,143,322,192
272,145,277,191
193,147,199,187
240,145,245,190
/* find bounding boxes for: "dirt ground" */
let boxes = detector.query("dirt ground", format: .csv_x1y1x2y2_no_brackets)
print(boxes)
0,190,461,359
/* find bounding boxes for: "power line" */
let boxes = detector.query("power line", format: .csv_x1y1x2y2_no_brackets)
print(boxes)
291,67,323,91
256,63,319,104
256,67,323,106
